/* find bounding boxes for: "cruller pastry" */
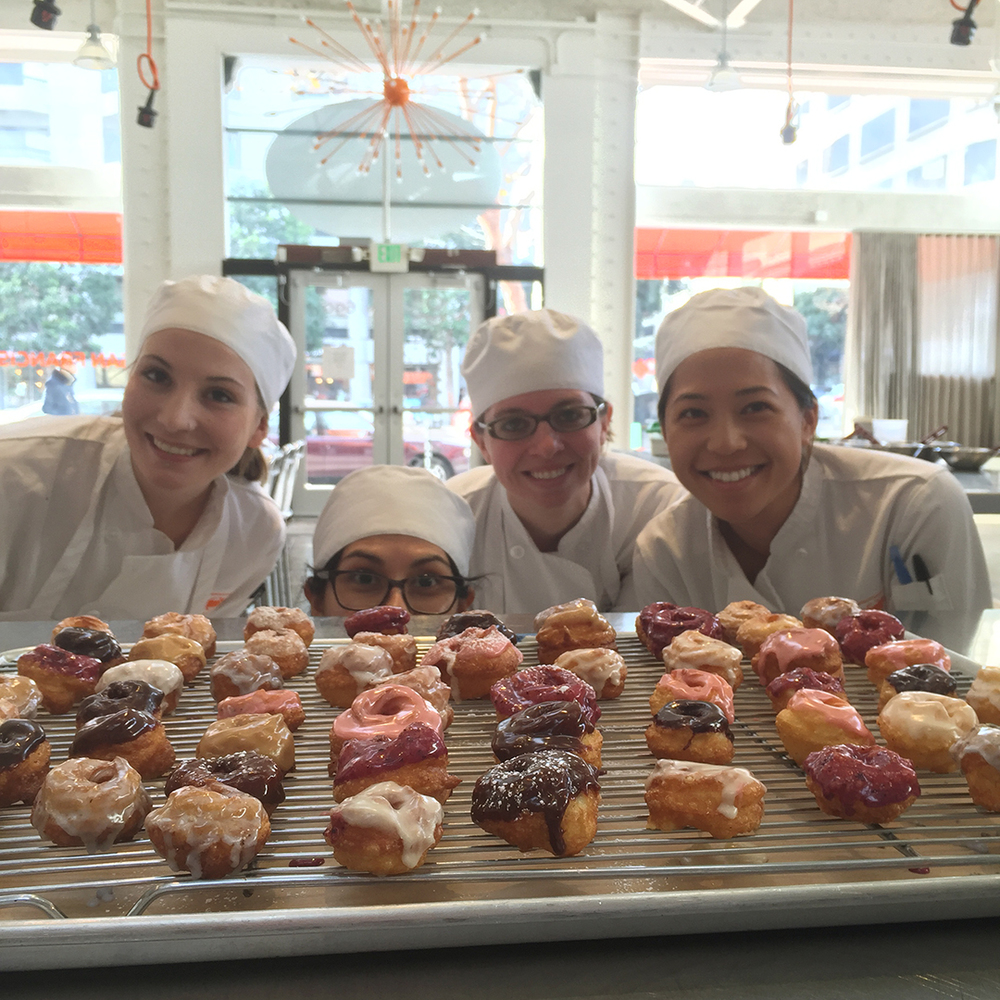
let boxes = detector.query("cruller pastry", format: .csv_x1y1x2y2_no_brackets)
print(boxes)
197,713,296,774
965,665,1000,726
210,650,283,702
51,615,113,641
315,642,395,709
52,627,125,668
799,596,861,634
330,684,443,758
492,701,603,769
663,630,744,690
636,603,723,660
535,599,617,664
421,625,523,701
834,610,904,665
865,638,950,688
650,668,735,722
490,665,600,725
752,627,844,687
716,600,770,646
951,724,1000,812
645,699,734,765
142,612,217,659
553,648,627,700
0,718,50,806
244,627,309,680
99,660,184,715
344,606,410,638
877,663,956,711
734,613,803,661
766,667,846,713
17,644,104,715
128,634,206,684
217,689,305,732
244,605,315,647
0,675,43,720
165,752,286,815
69,708,176,780
877,691,978,773
775,689,875,766
368,664,454,729
353,631,418,675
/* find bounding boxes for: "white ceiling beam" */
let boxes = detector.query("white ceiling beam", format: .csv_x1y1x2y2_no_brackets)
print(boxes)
726,0,766,29
657,0,720,29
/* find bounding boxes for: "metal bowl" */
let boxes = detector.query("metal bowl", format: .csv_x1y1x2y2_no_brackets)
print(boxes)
941,446,998,472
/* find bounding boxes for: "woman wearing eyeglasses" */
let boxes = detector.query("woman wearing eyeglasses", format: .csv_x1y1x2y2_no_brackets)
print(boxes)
446,309,684,614
304,464,478,617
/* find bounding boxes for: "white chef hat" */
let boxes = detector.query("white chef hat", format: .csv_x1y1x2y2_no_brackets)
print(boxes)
462,309,604,418
655,287,814,395
312,465,477,577
138,275,296,413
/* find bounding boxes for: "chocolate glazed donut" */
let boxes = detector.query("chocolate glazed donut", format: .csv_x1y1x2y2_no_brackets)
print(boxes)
491,701,592,761
438,611,518,645
69,708,158,755
0,719,46,768
76,681,164,727
885,663,957,698
653,699,733,738
52,627,123,665
166,751,285,813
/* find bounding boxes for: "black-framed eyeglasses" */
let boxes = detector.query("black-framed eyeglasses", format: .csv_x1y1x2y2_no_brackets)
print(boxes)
475,402,606,442
319,568,463,615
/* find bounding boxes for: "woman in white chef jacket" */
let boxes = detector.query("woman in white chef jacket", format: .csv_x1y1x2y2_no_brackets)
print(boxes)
631,286,991,614
303,464,479,618
446,309,684,614
0,275,297,621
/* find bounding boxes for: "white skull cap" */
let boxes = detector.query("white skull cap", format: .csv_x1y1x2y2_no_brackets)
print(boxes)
138,275,296,412
655,287,814,395
462,308,604,417
312,465,477,577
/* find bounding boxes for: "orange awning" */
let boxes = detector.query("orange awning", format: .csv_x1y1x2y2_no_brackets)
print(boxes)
0,210,122,264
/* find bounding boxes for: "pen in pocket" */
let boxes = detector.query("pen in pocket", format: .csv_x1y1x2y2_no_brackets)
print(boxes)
889,545,912,585
912,553,933,595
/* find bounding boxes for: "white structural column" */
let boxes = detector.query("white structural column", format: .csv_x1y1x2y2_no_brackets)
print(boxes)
543,15,640,441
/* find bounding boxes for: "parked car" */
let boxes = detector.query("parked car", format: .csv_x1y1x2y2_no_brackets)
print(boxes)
0,388,124,426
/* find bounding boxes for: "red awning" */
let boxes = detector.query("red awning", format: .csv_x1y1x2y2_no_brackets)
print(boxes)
0,211,122,264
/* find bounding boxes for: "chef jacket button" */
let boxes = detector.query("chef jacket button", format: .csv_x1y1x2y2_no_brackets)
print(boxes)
510,545,525,559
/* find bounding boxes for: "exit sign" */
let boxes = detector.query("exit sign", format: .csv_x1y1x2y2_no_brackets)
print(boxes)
370,243,409,272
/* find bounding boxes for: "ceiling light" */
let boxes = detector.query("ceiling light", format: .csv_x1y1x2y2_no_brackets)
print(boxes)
73,0,115,70
29,0,60,30
705,52,742,92
950,0,978,46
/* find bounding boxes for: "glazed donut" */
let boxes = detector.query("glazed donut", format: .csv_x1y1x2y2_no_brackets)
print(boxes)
645,759,766,839
799,596,861,634
210,650,283,702
0,675,43,720
76,680,164,727
332,722,460,804
864,638,950,687
438,610,518,644
128,634,206,684
197,713,295,774
650,668,735,722
834,610,904,665
243,628,309,680
325,780,444,875
244,606,315,646
492,701,603,769
534,600,617,664
421,626,523,701
951,724,1000,811
315,643,395,709
645,699,734,765
636,603,724,659
353,631,418,674
330,685,443,758
344,606,410,638
552,648,627,700
368,664,454,729
752,628,844,687
877,691,978,772
145,784,270,879
877,663,956,710
69,708,176,780
716,600,771,645
98,660,184,715
765,667,846,713
31,756,151,852
165,751,286,815
17,644,103,715
803,744,921,823
734,613,804,660
471,749,601,858
775,689,875,766
51,615,112,641
52,627,125,667
490,665,601,725
0,719,50,806
217,689,305,731
662,630,744,690
966,665,1000,725
143,612,217,658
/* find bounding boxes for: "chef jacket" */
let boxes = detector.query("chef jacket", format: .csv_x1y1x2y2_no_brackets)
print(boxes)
631,443,991,615
0,415,285,621
447,451,684,614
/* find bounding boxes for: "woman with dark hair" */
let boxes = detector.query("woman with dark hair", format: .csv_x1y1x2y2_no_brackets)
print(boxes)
632,287,990,614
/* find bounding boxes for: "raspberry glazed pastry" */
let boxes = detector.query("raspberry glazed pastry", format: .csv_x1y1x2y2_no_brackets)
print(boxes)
315,643,396,709
217,689,305,732
553,648,627,700
766,667,846,713
244,606,315,647
650,668,735,722
834,610,904,665
332,723,460,804
145,784,270,879
51,627,125,669
752,628,844,687
244,627,309,680
0,719,50,806
77,680,165,727
877,663,956,711
368,664,454,729
128,634,206,684
775,689,875,766
17,645,104,715
803,744,921,823
344,605,410,638
646,700,734,765
965,665,1000,726
471,748,602,858
716,600,770,646
166,751,286,815
438,610,518,644
636,603,724,660
799,596,861,635
662,630,744,690
492,701,603,769
32,757,151,852
645,759,766,839
197,713,296,774
210,650,283,702
353,632,418,674
421,625,523,701
98,660,184,715
951,724,1000,811
534,599,617,664
325,781,444,876
142,612,217,659
734,613,804,660
865,638,951,688
330,684,444,758
69,708,176,780
490,665,601,725
877,691,979,772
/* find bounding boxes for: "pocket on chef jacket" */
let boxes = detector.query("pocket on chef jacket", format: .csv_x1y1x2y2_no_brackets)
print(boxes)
889,577,951,612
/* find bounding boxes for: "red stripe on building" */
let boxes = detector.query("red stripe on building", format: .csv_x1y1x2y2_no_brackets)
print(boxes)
0,211,122,264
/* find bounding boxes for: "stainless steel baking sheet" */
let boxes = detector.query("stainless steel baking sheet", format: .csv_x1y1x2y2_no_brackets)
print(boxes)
0,630,998,971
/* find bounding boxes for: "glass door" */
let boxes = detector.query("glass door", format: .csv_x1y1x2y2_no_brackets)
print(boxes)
286,268,484,515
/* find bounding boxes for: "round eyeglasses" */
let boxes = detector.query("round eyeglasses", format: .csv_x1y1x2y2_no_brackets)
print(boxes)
325,569,462,615
475,402,606,442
